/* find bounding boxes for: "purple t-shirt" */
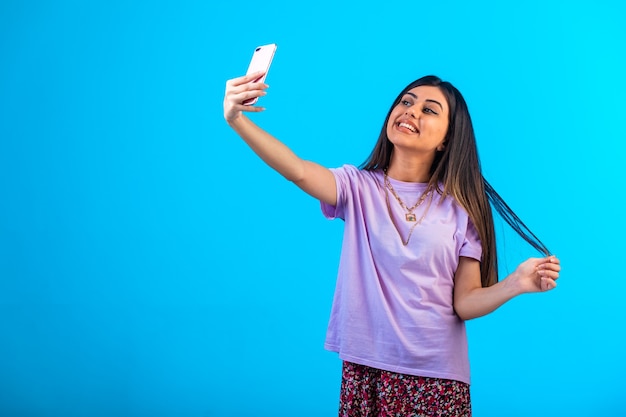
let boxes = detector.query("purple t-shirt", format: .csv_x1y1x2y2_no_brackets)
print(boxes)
321,165,482,384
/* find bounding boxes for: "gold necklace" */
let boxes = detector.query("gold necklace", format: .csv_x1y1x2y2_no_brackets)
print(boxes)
383,169,434,246
383,169,431,221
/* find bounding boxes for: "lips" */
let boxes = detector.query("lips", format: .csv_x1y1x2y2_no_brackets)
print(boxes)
396,119,419,134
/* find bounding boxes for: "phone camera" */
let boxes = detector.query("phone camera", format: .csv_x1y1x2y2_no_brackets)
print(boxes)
255,47,261,52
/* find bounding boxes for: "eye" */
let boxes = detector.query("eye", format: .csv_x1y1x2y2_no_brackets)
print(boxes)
423,107,438,115
401,99,412,106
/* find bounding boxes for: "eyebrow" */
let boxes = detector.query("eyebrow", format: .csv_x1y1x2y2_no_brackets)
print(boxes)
406,92,444,111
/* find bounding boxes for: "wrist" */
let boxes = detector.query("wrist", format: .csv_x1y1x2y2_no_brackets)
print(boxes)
226,113,244,127
502,271,525,297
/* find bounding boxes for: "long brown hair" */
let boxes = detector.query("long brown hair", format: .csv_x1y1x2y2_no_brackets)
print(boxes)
361,75,550,287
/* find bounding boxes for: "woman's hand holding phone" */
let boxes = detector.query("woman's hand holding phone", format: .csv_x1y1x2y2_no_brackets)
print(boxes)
223,43,276,123
223,72,268,122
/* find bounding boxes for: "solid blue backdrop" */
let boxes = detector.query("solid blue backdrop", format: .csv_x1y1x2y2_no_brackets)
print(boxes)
1,1,625,416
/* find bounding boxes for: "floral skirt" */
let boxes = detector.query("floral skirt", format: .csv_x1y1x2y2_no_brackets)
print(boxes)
339,361,471,417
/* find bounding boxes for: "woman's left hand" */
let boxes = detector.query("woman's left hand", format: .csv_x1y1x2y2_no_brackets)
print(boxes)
511,256,561,294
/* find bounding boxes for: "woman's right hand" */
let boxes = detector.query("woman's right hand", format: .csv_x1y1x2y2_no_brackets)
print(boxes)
223,72,268,123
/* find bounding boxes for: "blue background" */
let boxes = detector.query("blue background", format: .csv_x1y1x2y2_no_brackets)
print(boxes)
1,0,625,416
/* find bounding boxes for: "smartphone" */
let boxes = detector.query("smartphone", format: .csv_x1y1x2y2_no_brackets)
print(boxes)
243,43,277,105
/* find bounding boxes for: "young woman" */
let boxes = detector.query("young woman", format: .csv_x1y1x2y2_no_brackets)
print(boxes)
223,72,561,416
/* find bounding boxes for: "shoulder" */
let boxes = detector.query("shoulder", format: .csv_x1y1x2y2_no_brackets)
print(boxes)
332,164,379,182
331,165,382,200
331,164,360,176
436,189,474,226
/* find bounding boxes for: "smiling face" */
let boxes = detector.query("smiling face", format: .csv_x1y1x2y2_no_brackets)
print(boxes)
386,85,450,156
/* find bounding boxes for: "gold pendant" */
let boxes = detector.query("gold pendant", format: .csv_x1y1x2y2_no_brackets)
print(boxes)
405,213,417,222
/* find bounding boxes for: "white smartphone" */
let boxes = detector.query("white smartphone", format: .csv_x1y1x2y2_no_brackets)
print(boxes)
243,43,277,105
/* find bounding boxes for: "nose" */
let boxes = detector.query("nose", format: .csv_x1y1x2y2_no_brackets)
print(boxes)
405,108,416,118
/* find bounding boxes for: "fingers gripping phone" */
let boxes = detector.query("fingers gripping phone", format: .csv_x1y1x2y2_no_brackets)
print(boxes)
243,43,277,105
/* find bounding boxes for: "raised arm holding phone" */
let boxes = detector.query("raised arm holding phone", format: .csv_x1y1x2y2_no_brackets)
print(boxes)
223,44,561,417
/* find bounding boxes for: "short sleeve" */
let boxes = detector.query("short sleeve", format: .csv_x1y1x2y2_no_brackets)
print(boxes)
460,216,482,261
320,165,353,221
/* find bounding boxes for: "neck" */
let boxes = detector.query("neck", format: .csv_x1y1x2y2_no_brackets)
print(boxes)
386,153,433,183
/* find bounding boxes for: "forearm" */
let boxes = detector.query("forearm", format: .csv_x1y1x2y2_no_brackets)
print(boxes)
454,274,522,320
228,115,305,182
454,256,560,321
